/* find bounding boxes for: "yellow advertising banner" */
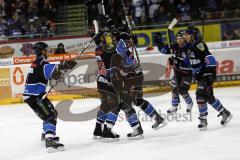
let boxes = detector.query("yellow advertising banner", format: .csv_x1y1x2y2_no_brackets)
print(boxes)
133,24,221,47
0,68,12,99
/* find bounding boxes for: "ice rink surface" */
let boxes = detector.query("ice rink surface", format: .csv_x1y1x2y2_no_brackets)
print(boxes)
0,87,239,160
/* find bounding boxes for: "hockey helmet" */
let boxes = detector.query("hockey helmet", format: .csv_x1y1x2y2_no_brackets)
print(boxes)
186,26,200,39
176,30,186,38
33,42,48,56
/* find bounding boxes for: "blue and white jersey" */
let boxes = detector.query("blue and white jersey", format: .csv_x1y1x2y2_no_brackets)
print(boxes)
116,39,136,67
24,57,57,96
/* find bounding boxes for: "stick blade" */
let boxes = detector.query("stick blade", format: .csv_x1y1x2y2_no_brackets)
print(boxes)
168,18,178,30
93,20,99,34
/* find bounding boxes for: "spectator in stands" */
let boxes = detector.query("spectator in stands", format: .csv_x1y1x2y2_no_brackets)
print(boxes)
54,43,67,54
221,0,236,18
205,0,222,19
234,8,240,18
205,0,219,12
153,4,170,24
0,0,6,17
166,0,176,19
0,15,7,36
133,0,145,24
147,0,161,23
27,0,38,17
177,0,191,21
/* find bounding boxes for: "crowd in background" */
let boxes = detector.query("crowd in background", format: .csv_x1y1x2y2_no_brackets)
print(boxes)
98,0,240,25
0,0,57,38
0,0,240,39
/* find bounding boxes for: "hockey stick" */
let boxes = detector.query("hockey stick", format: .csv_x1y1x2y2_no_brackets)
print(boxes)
167,18,178,49
120,0,141,64
42,20,99,99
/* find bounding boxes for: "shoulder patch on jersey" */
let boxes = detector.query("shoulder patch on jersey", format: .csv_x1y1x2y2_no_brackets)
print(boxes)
196,43,205,51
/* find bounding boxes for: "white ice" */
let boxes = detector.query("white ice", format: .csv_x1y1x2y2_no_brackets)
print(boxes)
0,87,239,160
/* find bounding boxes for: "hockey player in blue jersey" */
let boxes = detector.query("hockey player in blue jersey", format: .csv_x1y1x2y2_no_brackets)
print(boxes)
185,26,233,131
23,42,77,152
103,32,166,139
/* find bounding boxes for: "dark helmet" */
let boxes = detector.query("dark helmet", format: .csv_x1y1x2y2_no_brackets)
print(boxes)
120,32,131,41
186,26,200,39
176,30,186,38
33,42,48,56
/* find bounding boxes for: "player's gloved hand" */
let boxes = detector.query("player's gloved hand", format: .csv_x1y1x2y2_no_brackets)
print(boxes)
93,31,103,45
59,60,77,70
52,69,63,80
161,45,171,54
153,32,165,47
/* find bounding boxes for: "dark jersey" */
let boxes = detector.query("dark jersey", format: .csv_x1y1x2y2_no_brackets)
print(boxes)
96,45,116,85
24,57,56,96
171,43,192,72
187,40,216,78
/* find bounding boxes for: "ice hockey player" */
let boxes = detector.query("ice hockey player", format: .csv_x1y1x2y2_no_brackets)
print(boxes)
104,31,167,140
157,30,193,114
23,42,77,152
185,26,233,131
92,29,121,140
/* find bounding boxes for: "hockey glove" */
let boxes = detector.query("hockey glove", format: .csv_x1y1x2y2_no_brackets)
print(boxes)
51,69,63,80
58,60,77,70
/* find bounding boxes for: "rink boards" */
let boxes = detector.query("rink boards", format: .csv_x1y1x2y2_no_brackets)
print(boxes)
0,47,240,105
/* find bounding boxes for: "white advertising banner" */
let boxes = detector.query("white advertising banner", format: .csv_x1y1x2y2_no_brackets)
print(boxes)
0,36,96,66
5,47,240,99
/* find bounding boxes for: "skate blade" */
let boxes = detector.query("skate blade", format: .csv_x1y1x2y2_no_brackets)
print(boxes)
223,114,233,127
127,134,144,140
46,146,65,153
153,121,168,130
167,111,177,115
199,126,207,131
92,136,102,140
102,138,120,143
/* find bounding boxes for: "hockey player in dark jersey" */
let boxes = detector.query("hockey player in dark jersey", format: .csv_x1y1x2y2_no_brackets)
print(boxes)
185,26,233,131
23,42,76,152
103,31,167,140
92,30,121,140
158,31,193,114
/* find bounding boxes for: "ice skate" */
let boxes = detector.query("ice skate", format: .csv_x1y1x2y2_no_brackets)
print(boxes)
102,125,120,142
167,106,178,114
152,114,167,130
198,117,208,131
93,122,103,140
45,137,65,153
218,109,233,127
127,124,144,140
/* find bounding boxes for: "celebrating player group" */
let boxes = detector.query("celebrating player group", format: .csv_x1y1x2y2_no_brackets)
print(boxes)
23,15,233,152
